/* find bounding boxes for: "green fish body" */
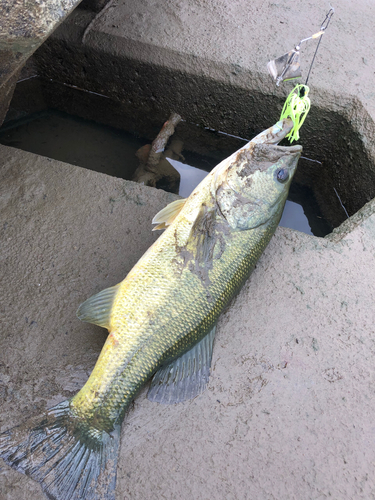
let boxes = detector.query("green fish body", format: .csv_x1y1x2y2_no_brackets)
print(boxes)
0,119,302,500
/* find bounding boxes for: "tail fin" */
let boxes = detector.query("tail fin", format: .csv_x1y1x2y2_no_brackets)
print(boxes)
0,400,121,500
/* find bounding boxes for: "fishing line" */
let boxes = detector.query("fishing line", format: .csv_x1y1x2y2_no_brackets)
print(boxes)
185,120,324,164
333,187,350,218
305,7,335,86
301,156,322,164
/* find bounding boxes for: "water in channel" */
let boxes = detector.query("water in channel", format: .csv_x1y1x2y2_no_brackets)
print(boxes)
0,109,331,236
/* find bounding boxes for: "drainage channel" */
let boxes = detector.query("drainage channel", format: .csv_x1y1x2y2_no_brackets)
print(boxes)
0,108,331,237
2,74,375,238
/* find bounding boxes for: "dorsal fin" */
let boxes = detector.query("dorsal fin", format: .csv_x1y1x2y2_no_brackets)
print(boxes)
152,198,186,231
76,284,120,330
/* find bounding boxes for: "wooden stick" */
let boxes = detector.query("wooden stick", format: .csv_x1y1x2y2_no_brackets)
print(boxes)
146,113,182,172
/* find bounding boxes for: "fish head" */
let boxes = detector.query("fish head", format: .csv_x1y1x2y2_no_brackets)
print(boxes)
215,119,302,230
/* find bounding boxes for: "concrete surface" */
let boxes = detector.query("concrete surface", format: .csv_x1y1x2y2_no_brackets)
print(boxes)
0,0,83,126
1,0,375,499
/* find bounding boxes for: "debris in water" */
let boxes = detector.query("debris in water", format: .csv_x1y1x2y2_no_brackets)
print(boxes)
132,112,183,192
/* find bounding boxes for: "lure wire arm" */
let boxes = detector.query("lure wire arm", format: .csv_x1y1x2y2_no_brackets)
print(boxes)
268,7,334,86
320,7,335,31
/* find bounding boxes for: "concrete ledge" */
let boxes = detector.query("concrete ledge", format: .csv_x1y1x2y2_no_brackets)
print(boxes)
1,146,375,499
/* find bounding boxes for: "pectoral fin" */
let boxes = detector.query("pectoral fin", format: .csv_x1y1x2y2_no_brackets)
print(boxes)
148,326,216,404
76,284,120,329
152,198,186,230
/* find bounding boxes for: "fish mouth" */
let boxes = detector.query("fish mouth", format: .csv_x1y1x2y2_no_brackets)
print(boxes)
255,120,303,173
251,118,303,148
271,143,303,154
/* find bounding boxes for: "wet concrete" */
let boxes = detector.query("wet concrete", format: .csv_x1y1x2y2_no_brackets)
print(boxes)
1,0,375,499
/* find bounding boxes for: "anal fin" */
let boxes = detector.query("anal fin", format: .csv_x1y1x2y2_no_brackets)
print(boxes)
148,326,216,404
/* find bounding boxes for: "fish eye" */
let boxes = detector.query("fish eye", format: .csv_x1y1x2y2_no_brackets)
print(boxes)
276,168,289,183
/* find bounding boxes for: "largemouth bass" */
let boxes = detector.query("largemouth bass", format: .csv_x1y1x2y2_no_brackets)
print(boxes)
0,119,302,500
